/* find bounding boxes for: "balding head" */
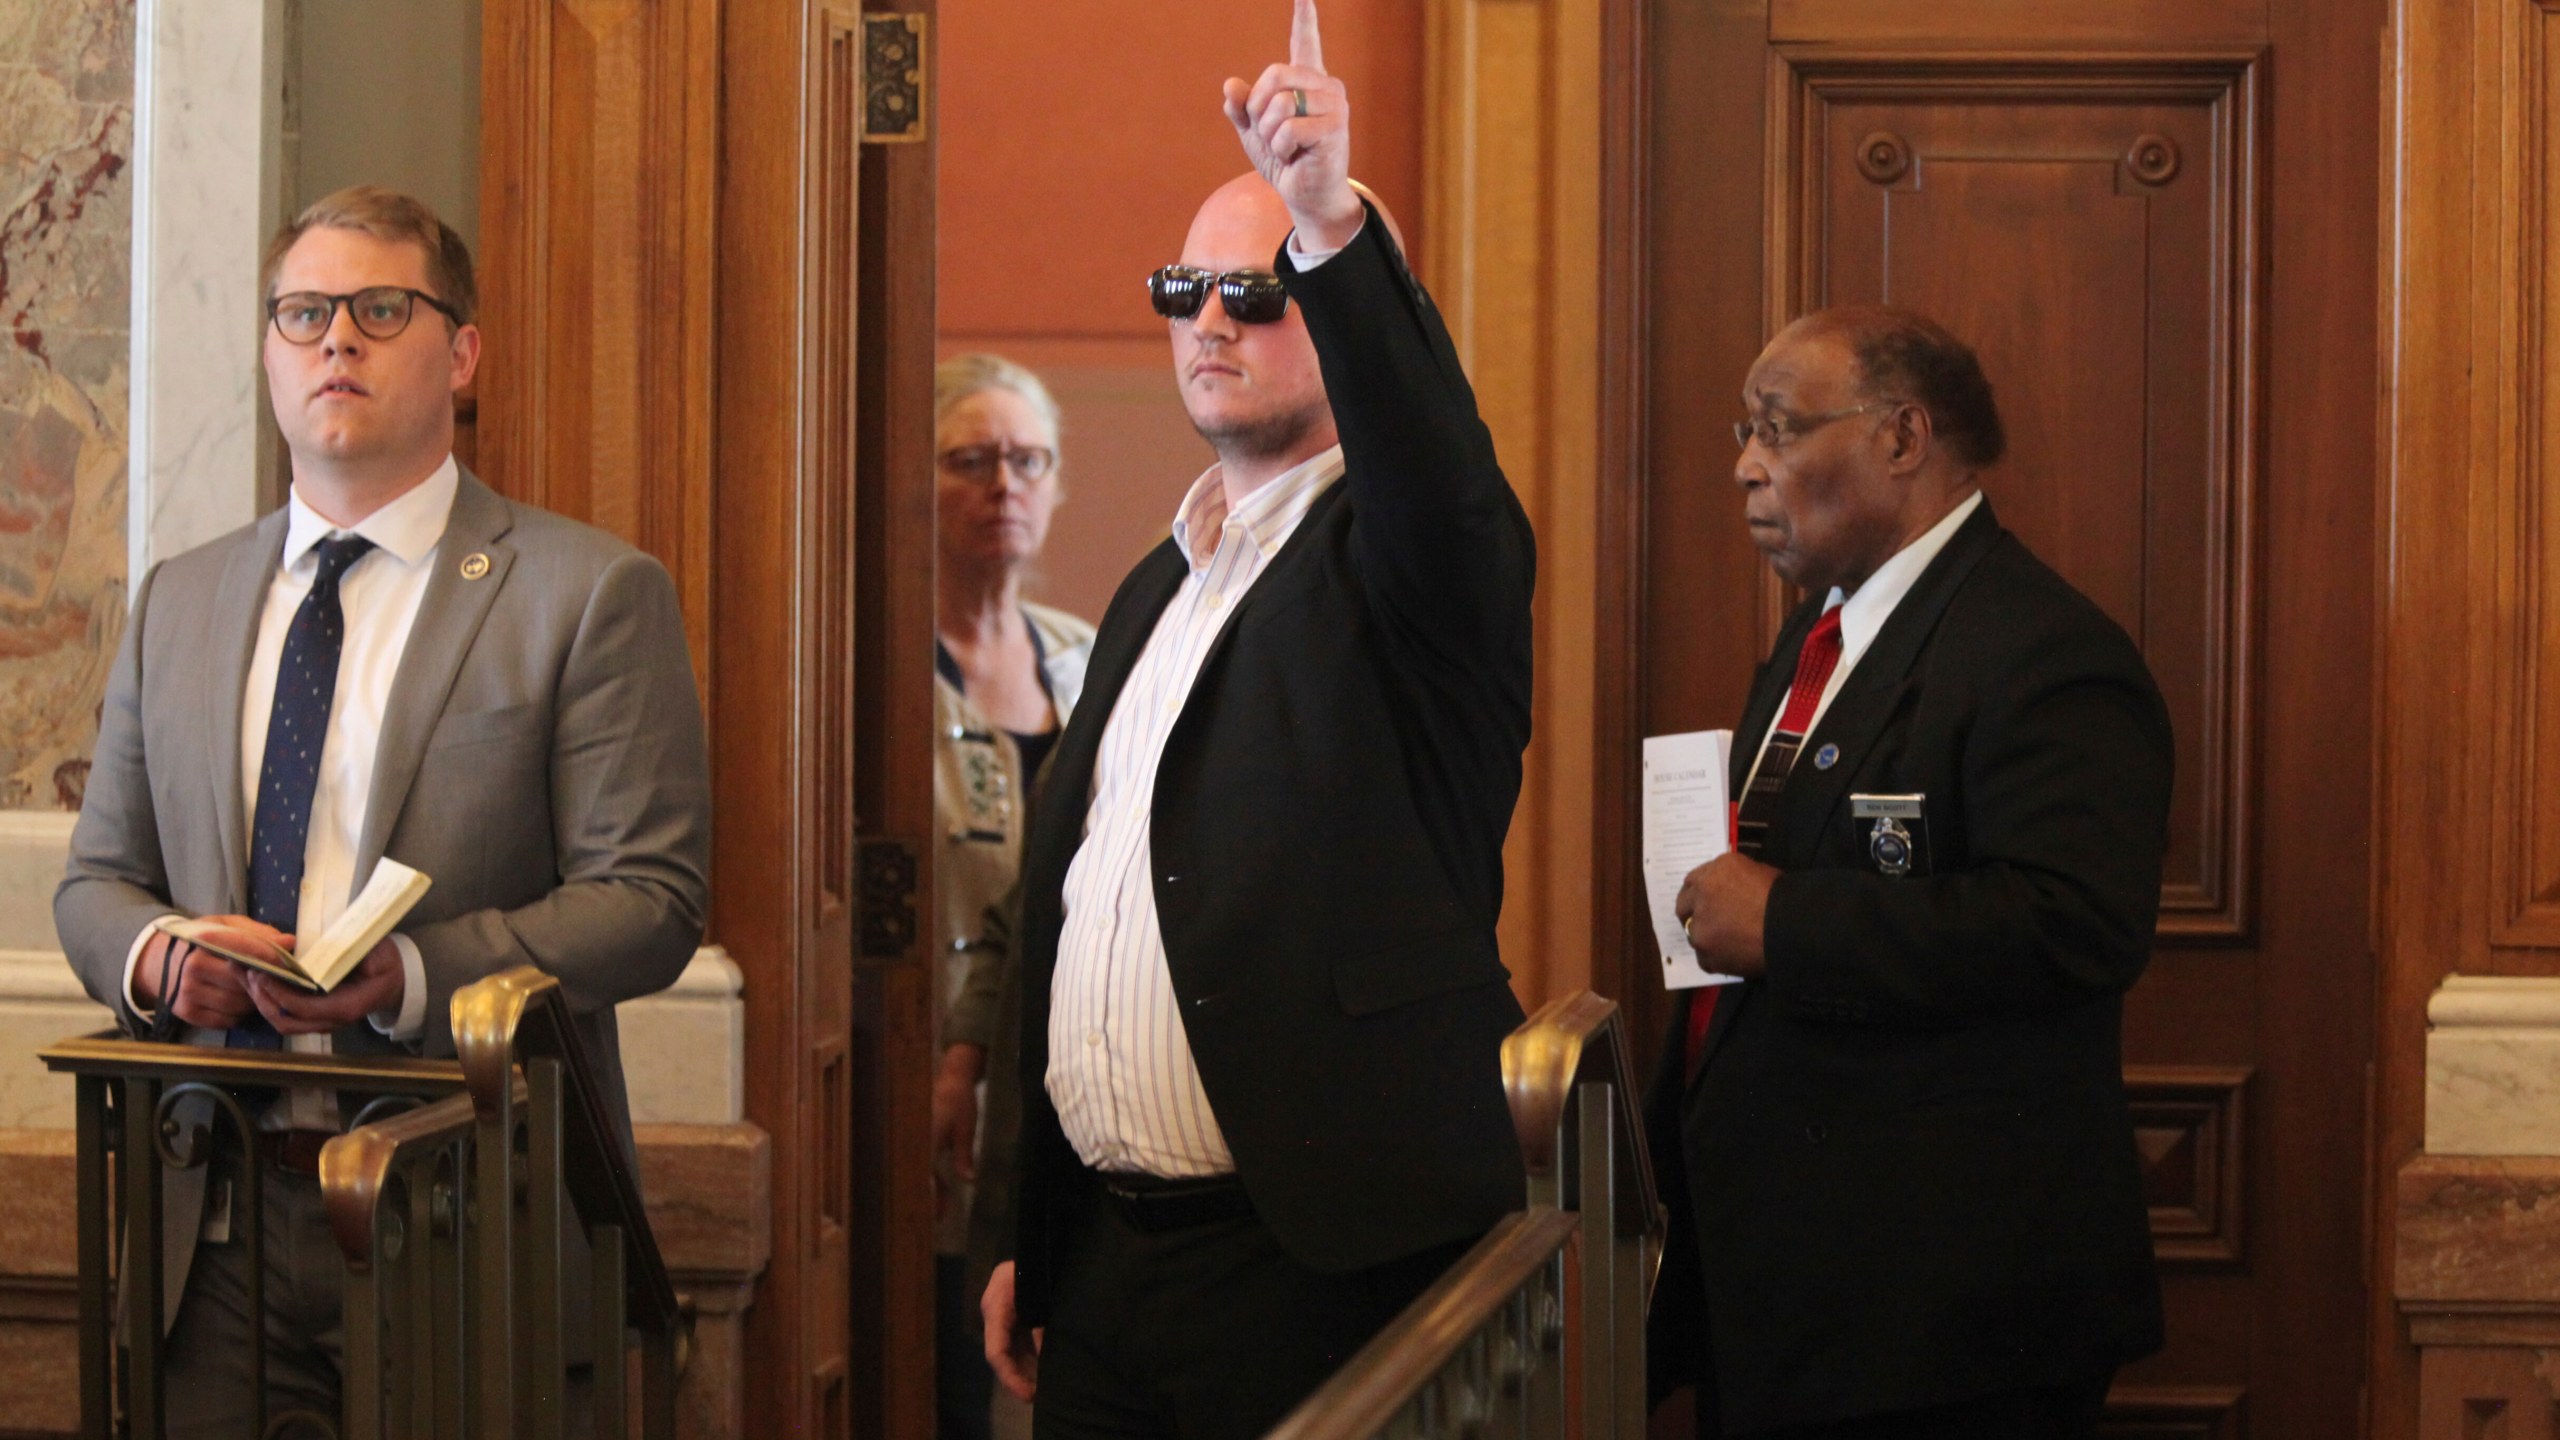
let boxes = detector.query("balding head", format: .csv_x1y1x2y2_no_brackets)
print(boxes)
1733,305,1991,595
1181,173,1407,272
1169,174,1340,491
1780,306,2006,470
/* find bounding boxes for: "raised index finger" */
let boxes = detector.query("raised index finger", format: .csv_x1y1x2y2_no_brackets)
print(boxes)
1290,0,1325,73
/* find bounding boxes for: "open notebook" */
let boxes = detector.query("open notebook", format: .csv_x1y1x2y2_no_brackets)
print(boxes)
153,859,432,993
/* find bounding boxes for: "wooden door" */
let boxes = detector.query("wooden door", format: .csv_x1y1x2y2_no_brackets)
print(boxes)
1596,2,2380,1434
477,0,941,1433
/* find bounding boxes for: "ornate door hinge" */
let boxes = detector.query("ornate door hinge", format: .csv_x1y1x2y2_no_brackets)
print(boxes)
857,838,920,959
860,14,928,144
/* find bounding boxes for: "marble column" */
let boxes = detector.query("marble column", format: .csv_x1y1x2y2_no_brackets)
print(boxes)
126,0,288,584
2399,977,2560,1437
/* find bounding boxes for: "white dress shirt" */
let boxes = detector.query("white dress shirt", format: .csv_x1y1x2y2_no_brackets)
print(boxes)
123,458,454,1118
1047,446,1347,1178
1740,490,1985,793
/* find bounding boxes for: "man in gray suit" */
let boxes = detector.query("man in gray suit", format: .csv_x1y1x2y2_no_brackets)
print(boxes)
55,185,709,1434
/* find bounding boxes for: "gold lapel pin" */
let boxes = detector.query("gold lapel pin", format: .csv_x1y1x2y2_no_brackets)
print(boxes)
460,552,491,580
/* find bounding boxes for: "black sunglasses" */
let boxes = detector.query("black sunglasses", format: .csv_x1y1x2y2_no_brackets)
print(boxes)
268,286,464,345
1147,266,1292,325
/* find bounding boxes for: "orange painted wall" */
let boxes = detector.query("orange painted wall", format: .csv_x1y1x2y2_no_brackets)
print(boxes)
935,0,1427,623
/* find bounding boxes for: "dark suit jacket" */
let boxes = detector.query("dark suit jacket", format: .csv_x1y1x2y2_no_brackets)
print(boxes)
1011,211,1534,1322
1644,502,2171,1434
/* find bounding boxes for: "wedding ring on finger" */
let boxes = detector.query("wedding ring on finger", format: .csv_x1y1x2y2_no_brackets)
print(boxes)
1293,88,1310,118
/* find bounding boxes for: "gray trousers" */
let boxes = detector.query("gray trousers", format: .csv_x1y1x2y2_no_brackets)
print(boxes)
157,1148,345,1440
151,1142,597,1440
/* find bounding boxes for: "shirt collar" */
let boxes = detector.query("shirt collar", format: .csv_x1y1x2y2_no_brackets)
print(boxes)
1829,489,1984,658
281,455,461,573
1167,445,1347,573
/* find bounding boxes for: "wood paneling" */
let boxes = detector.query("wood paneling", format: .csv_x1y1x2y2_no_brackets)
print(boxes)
2381,0,2560,1433
484,0,940,1431
845,0,941,1426
2101,1386,2248,1440
2415,1348,2560,1440
479,0,716,682
1611,0,2378,1434
1425,0,1602,1008
2127,1065,2251,1268
1765,49,2263,940
2491,0,2560,948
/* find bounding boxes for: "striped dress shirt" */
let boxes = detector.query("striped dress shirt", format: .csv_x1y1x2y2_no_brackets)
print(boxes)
1048,445,1347,1177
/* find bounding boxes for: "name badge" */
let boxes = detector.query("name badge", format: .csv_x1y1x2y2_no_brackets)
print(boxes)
1850,794,1928,877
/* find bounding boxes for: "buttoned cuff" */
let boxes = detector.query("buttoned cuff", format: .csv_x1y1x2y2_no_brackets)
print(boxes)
369,934,427,1042
1286,214,1365,270
120,924,159,1020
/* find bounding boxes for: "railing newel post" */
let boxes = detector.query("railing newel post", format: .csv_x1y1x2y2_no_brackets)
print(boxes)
122,1076,164,1440
589,1221,628,1440
74,1074,111,1440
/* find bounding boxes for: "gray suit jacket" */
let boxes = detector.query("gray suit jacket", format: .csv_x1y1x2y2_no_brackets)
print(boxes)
56,468,711,1328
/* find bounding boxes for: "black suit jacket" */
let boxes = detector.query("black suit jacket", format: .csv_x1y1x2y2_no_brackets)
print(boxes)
1644,502,2171,1434
1011,212,1535,1323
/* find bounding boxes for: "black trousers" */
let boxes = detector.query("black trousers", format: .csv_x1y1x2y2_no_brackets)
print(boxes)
939,1253,995,1440
1033,1170,1466,1440
1733,1372,2115,1440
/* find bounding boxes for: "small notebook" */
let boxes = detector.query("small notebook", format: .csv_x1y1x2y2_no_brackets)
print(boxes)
154,859,432,993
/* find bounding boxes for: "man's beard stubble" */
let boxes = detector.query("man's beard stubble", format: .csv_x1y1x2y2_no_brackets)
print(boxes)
1192,397,1328,465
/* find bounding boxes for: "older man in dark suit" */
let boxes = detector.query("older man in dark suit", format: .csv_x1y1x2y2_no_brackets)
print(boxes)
1649,308,2171,1438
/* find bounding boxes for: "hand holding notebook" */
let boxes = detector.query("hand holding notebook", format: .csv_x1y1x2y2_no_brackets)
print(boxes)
153,859,433,994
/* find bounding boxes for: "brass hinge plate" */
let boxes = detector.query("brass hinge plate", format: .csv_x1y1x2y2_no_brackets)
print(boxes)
860,13,927,145
857,837,920,959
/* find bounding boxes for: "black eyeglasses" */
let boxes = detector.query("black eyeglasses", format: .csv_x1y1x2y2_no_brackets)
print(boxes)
1732,402,1898,451
267,287,464,345
939,443,1057,484
1147,266,1292,325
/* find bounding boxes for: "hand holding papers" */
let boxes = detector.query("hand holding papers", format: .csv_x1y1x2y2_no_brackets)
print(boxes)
1644,730,1739,991
153,859,431,994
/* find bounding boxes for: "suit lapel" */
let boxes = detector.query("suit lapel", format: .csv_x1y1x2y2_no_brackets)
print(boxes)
1777,503,2005,859
1188,481,1344,678
204,512,290,911
353,471,515,880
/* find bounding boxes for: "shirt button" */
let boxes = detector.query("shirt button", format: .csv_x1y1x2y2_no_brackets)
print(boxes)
1205,592,1224,610
1085,1031,1102,1048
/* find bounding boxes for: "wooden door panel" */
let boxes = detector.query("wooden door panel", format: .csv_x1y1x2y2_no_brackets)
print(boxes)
1617,4,2375,1437
2496,0,2560,948
1770,51,2260,941
481,0,716,678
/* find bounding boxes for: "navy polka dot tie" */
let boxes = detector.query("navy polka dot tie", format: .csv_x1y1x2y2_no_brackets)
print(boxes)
230,534,375,1052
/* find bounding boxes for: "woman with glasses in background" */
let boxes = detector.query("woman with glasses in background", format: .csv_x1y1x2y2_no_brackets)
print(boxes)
926,353,1093,1440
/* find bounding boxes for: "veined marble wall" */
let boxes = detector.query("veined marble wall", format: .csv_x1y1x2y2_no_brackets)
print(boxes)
0,0,134,811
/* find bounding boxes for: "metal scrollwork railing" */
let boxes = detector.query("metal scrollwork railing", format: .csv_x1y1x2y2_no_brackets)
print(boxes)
1263,991,1665,1440
323,966,686,1440
42,1033,467,1439
44,965,685,1440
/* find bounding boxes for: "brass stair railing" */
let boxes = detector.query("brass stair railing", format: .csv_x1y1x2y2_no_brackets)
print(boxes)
1262,991,1664,1440
42,1032,467,1439
322,966,686,1440
43,965,685,1440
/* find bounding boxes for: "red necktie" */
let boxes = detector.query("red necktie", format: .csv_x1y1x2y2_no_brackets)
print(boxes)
1685,606,1846,1077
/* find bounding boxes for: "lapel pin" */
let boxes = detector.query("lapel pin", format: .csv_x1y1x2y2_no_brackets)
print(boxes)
1812,743,1840,770
460,552,491,580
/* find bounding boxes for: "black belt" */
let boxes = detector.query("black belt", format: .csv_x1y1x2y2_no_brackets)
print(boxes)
268,1129,334,1177
1092,1169,1254,1233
